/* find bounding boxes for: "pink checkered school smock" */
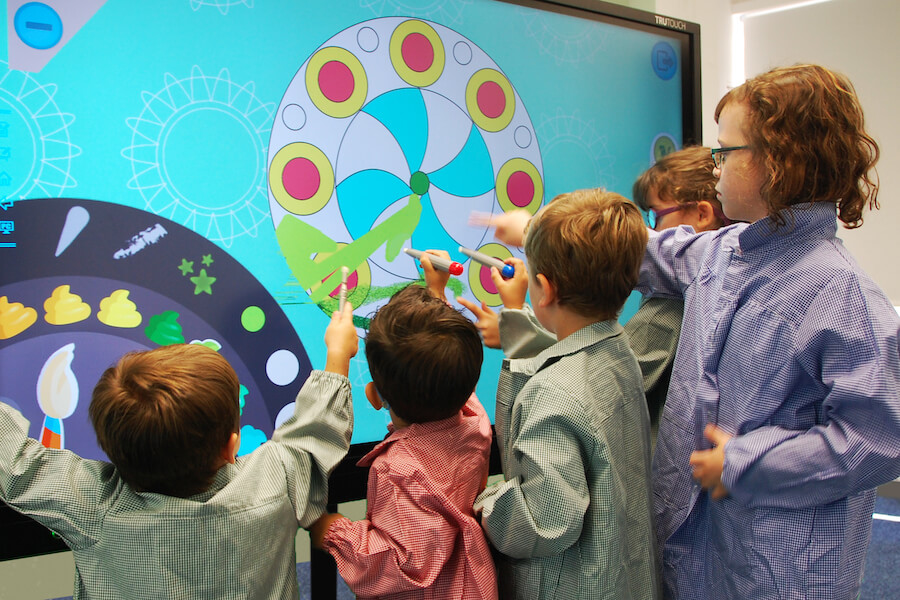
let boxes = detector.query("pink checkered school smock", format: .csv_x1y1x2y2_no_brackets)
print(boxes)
322,395,497,600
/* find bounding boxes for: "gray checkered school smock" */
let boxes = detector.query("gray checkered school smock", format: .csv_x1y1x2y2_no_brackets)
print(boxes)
476,311,659,599
0,370,352,600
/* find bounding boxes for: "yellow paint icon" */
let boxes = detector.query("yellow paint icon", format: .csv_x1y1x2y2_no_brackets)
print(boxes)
98,289,142,328
0,296,38,339
44,285,91,325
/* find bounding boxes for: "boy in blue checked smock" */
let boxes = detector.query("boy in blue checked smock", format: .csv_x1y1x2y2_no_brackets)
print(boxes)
642,64,900,599
0,306,357,600
474,189,659,599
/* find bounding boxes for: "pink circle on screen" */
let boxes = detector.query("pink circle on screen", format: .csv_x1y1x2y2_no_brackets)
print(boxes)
401,33,434,73
282,158,320,200
477,81,506,119
507,171,535,207
318,61,355,103
479,265,499,295
328,270,360,297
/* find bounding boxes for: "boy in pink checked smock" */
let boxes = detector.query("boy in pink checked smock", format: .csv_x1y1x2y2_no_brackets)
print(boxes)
309,253,497,600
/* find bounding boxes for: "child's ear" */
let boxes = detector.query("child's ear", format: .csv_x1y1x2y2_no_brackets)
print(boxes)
696,200,717,231
222,432,239,465
535,273,557,307
365,382,382,410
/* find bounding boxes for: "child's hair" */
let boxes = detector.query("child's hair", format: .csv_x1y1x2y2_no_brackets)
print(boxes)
524,188,648,320
89,344,240,498
715,64,879,229
365,284,482,424
632,146,726,226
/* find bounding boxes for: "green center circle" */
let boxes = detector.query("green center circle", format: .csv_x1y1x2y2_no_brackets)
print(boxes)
410,171,430,195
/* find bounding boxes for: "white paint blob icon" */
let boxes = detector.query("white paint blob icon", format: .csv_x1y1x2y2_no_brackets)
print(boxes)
36,342,79,448
55,206,90,256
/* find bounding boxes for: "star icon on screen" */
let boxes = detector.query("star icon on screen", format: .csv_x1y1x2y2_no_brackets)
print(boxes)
190,269,216,295
178,258,194,276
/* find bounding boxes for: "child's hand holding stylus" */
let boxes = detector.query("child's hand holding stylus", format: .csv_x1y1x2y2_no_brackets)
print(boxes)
324,302,358,376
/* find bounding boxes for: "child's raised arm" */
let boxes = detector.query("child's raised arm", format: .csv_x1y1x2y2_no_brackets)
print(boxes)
324,303,358,376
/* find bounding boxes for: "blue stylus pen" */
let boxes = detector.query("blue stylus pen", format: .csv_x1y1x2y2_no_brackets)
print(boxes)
458,246,515,279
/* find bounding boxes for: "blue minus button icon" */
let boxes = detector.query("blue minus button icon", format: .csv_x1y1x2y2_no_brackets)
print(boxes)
14,3,64,50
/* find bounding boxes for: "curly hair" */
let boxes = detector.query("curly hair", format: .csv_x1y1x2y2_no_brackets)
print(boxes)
525,188,648,320
90,344,241,498
715,64,879,228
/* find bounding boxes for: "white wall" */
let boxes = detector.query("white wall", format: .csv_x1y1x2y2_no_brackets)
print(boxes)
654,0,899,303
740,0,900,302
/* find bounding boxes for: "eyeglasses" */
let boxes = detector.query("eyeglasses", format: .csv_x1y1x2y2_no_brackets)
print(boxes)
647,203,694,229
711,145,749,168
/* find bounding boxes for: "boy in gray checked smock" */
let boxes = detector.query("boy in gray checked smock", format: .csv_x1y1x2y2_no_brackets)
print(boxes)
0,304,358,600
474,189,659,599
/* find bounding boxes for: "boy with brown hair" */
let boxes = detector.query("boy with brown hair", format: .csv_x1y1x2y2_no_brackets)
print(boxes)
475,189,659,599
309,256,497,600
0,305,358,599
463,147,727,444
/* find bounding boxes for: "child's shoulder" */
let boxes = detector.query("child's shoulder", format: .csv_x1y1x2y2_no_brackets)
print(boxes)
528,324,641,397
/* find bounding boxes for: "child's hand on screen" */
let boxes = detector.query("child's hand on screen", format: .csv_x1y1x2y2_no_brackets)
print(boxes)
469,209,531,247
457,297,501,349
491,257,529,310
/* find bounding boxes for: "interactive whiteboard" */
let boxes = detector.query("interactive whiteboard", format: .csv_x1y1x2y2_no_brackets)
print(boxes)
0,0,698,458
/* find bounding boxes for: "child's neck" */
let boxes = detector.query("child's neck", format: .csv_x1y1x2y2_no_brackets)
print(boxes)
389,409,411,430
553,308,604,341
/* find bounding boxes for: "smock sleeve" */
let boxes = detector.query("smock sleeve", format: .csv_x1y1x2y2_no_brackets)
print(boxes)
721,272,900,508
273,370,353,528
0,402,117,550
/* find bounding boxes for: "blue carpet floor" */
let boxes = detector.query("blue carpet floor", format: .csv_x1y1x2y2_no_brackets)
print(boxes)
860,495,900,599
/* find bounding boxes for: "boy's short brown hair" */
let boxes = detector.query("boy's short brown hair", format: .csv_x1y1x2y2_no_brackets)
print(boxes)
633,146,724,222
715,64,879,228
89,344,240,498
365,284,482,424
525,189,648,321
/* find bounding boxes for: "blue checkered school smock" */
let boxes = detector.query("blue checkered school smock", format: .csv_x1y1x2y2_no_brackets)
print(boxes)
639,202,900,599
